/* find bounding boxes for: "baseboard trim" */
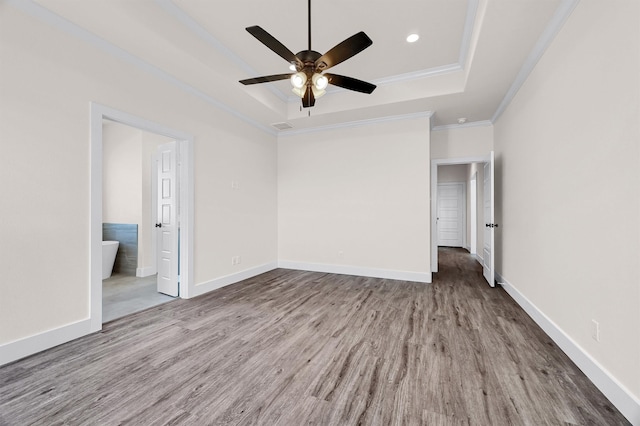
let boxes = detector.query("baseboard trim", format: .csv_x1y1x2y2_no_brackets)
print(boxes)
191,262,278,298
278,260,432,283
496,272,640,425
136,266,156,277
0,318,93,366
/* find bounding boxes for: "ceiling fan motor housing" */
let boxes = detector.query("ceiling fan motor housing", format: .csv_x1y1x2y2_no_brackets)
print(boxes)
296,50,325,75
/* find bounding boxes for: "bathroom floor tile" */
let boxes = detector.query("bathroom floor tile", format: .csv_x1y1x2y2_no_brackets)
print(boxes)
102,274,175,323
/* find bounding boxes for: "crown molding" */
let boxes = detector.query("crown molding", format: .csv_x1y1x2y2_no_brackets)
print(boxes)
371,0,479,87
459,0,479,67
156,0,289,103
374,63,464,87
10,0,578,136
432,120,493,132
156,0,477,102
491,0,580,123
278,111,433,137
433,0,579,130
7,0,277,136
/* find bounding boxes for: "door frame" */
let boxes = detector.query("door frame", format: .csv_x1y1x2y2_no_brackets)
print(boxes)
469,171,477,255
431,155,489,273
90,103,194,332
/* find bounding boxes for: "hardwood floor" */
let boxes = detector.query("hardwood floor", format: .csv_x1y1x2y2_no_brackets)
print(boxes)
0,248,629,425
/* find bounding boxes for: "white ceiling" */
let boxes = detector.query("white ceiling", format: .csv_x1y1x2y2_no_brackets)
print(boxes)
26,0,571,134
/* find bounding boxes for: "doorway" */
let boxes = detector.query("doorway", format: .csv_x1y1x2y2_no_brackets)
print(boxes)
90,103,194,332
431,153,494,287
101,120,178,322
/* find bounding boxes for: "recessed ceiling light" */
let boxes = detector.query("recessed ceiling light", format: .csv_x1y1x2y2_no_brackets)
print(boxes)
406,33,420,43
457,117,467,124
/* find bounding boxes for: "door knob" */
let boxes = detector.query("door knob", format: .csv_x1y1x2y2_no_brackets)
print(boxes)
155,223,162,228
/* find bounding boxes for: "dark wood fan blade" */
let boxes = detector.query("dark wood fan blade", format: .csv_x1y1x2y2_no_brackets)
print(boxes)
325,73,376,94
239,73,292,85
302,86,315,108
246,26,301,66
315,32,372,71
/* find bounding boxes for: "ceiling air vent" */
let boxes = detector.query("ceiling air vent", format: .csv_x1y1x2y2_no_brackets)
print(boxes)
271,122,293,131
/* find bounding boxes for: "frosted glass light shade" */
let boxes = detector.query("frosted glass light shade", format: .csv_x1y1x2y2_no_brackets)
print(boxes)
311,86,326,98
292,86,305,98
291,72,307,89
312,73,329,90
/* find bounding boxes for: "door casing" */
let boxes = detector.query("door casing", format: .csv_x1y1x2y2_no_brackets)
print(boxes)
90,103,194,332
431,154,492,273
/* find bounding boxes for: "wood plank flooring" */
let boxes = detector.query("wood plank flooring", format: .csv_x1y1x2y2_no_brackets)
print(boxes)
0,248,629,425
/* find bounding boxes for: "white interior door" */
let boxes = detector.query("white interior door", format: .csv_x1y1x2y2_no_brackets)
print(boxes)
157,141,179,297
437,183,464,247
470,173,477,255
483,151,495,287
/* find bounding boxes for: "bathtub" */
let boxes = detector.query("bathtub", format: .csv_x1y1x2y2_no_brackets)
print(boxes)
102,241,119,280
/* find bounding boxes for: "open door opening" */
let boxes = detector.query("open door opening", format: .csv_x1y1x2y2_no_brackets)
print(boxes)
90,103,194,332
431,152,496,287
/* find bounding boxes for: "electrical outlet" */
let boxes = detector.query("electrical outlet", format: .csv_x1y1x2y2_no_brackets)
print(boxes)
231,181,240,190
591,319,600,342
338,251,344,258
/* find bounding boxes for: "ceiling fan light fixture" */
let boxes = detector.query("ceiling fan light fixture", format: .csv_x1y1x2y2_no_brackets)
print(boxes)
312,73,329,90
292,86,306,98
311,85,326,99
291,72,307,89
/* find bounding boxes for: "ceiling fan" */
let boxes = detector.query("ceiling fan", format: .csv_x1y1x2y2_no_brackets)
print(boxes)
239,0,376,108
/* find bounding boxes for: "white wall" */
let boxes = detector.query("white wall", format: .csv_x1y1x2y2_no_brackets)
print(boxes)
278,116,431,281
431,125,493,159
102,121,142,225
437,164,468,183
494,0,639,409
0,5,277,346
